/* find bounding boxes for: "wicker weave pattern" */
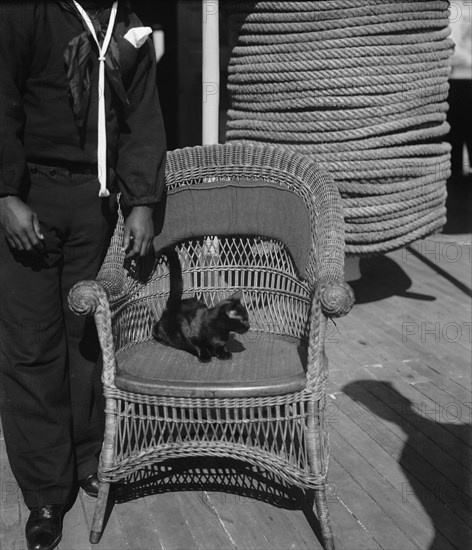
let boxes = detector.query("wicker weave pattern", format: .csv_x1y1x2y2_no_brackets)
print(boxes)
99,387,328,489
68,144,352,549
226,1,453,254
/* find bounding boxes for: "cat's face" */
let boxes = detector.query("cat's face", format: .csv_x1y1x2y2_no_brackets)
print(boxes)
220,292,250,334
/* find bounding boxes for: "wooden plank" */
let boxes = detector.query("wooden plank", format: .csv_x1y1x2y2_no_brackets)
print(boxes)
388,292,472,357
230,497,315,550
378,279,470,351
114,495,163,550
421,236,471,272
328,456,415,550
200,460,329,550
323,485,381,550
331,397,426,515
397,260,471,309
175,491,236,550
334,379,472,545
0,442,23,550
59,493,93,550
289,505,344,550
335,309,422,365
346,258,470,362
260,504,324,550
180,458,322,550
328,237,470,548
18,490,30,547
347,302,471,381
397,240,472,293
361,363,472,473
351,354,472,450
327,320,472,471
201,464,347,550
451,376,472,392
410,379,472,444
405,350,471,384
330,429,432,550
203,491,274,550
331,389,472,550
145,491,198,550
393,239,471,285
405,359,472,406
330,350,472,510
330,404,456,550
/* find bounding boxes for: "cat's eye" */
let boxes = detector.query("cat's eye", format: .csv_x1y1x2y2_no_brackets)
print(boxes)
227,309,241,319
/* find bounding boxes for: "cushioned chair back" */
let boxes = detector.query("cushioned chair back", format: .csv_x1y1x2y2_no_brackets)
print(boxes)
153,179,311,278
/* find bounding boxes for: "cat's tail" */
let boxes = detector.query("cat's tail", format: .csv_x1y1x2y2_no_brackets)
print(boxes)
164,247,183,314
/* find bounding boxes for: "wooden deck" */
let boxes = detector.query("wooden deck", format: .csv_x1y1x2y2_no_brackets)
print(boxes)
1,188,471,549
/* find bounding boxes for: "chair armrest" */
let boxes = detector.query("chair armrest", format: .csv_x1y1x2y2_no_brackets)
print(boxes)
68,280,117,388
306,279,354,393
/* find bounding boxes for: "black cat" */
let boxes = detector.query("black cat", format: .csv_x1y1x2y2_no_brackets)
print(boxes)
152,248,250,362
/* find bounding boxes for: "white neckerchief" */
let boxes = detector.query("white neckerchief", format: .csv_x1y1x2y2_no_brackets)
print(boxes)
73,0,119,198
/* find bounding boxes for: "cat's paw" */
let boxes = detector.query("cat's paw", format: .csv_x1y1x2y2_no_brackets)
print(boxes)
198,349,212,363
152,324,163,343
215,348,232,360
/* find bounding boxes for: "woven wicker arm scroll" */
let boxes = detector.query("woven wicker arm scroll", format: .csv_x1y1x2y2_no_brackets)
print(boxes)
318,280,355,319
68,280,117,388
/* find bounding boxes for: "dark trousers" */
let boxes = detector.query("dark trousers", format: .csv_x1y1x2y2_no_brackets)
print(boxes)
0,164,117,508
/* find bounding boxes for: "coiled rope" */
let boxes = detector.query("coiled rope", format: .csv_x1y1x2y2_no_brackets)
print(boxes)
225,0,454,255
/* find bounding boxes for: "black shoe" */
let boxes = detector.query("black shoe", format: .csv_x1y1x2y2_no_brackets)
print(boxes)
25,504,63,550
78,473,100,498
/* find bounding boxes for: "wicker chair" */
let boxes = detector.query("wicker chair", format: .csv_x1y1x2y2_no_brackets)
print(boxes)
68,143,354,549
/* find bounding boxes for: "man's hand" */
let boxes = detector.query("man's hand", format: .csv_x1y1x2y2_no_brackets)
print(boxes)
122,205,154,259
0,196,44,252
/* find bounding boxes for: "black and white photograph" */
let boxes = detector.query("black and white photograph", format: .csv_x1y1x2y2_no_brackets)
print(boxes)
0,1,470,549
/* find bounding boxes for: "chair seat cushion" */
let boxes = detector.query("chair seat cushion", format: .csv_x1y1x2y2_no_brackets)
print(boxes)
115,332,307,398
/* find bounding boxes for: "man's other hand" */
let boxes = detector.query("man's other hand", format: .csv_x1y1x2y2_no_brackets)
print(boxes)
122,205,154,259
0,196,45,252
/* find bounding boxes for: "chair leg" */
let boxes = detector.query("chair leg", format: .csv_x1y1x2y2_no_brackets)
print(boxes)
314,485,335,550
90,481,110,544
306,400,335,549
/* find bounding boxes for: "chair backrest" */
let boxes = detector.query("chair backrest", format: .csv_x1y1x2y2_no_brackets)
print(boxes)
152,179,312,278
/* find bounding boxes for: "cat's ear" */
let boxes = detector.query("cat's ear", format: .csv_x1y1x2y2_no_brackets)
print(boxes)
216,290,243,311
